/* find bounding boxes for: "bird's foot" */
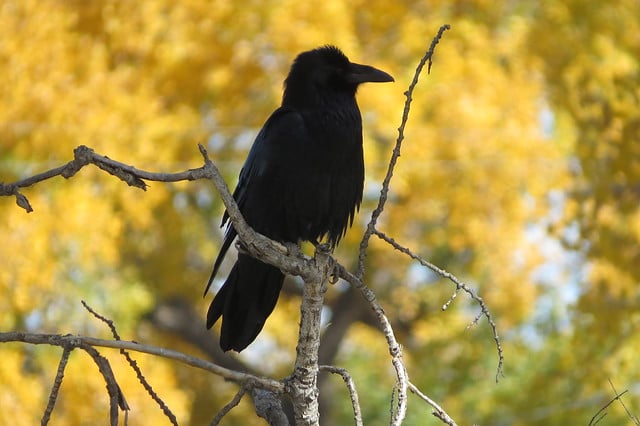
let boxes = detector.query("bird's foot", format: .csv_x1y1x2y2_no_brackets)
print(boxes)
313,242,332,254
328,259,341,285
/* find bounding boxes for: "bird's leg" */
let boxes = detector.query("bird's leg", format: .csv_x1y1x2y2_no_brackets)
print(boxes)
311,240,334,253
327,257,340,285
311,243,340,285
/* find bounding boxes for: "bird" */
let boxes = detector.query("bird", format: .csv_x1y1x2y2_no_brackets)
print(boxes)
205,45,393,352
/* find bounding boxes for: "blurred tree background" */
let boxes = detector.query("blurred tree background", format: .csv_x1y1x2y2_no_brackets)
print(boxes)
1,0,639,424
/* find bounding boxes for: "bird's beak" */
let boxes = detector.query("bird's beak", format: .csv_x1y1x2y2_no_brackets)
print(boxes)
347,62,394,84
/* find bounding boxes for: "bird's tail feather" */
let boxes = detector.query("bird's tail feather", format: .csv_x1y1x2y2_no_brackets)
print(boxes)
206,253,284,352
203,227,237,297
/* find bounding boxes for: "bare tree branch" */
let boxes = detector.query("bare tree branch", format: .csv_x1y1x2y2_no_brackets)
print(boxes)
334,263,410,426
82,301,178,425
607,379,640,425
251,389,290,426
352,24,451,424
0,332,284,393
408,382,457,426
0,26,482,426
589,388,630,426
1,144,317,285
209,387,247,426
285,245,332,426
373,229,504,381
356,24,451,280
79,344,128,426
588,379,639,426
320,365,362,426
41,346,71,425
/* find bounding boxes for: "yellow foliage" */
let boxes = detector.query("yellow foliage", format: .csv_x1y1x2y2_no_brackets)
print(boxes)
0,349,45,426
1,0,639,424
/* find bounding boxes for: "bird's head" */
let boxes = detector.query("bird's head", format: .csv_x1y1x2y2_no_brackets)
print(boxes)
282,45,393,107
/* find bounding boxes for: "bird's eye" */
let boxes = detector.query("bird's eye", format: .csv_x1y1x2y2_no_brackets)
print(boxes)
324,67,347,87
330,64,350,81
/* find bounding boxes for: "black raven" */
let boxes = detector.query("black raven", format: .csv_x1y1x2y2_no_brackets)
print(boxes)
205,45,393,352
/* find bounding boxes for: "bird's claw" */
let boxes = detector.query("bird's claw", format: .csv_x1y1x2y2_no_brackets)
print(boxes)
315,242,332,254
327,257,341,285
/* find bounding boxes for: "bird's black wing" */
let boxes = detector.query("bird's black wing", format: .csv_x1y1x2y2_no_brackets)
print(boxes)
204,106,319,295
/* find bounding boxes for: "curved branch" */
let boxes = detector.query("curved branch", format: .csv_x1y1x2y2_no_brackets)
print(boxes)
373,229,504,381
209,387,247,426
335,263,409,426
80,343,128,426
350,25,452,423
251,388,290,426
320,365,362,426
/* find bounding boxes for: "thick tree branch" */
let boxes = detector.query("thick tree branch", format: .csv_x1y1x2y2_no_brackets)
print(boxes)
251,388,290,426
285,245,332,426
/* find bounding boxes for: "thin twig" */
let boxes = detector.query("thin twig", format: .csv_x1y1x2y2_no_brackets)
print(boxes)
352,25,451,425
589,387,630,426
320,365,363,426
209,387,247,426
81,301,122,339
373,229,504,381
41,346,72,425
605,379,639,425
334,263,409,426
408,382,457,426
79,344,125,426
82,301,176,425
357,24,451,280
